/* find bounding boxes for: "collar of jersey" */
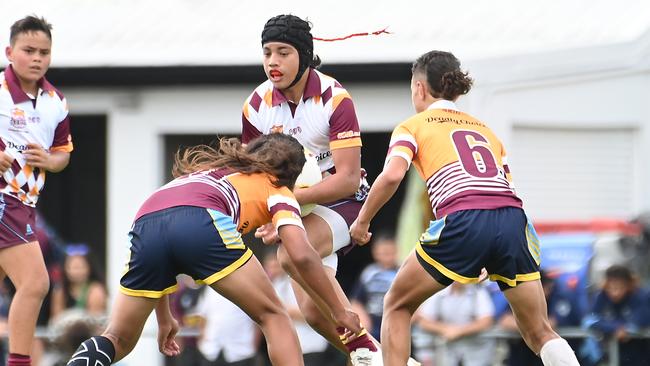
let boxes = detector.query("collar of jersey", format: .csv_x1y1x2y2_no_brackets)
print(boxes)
4,64,55,104
271,68,321,106
427,99,459,111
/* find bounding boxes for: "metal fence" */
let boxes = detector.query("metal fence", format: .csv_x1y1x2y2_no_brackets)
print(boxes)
414,326,650,366
23,325,650,366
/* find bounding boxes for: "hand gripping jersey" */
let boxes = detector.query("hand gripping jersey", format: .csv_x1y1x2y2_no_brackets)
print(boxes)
242,68,369,201
135,168,303,234
0,65,73,206
386,102,522,219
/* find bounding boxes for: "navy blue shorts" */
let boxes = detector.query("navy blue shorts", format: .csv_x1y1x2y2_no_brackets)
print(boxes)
415,207,540,291
120,206,253,298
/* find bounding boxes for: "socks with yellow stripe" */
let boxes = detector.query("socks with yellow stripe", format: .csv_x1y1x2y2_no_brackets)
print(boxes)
337,327,377,352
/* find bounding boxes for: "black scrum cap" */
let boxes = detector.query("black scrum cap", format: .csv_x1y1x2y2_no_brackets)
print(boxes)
262,15,314,88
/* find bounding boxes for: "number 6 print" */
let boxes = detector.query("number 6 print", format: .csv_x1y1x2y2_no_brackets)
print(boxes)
451,130,498,178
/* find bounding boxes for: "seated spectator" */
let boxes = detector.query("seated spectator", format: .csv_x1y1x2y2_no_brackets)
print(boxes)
50,244,108,320
583,264,650,366
414,282,495,366
350,233,400,341
499,270,586,366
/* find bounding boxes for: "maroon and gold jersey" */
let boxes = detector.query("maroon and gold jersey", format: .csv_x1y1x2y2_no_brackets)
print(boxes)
136,168,303,234
386,101,522,219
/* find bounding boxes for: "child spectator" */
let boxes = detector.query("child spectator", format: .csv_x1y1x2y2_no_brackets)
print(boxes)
350,234,400,341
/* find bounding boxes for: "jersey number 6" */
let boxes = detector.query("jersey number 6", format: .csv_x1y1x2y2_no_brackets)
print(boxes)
451,130,498,178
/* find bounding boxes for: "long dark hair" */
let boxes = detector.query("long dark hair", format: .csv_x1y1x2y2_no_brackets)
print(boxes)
173,134,306,190
412,50,473,100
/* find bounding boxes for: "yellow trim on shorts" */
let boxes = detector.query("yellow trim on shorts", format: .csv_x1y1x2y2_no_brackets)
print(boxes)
119,283,179,299
415,243,480,284
489,272,541,287
196,248,253,286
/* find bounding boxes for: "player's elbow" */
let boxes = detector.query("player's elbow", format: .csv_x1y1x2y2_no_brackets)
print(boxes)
380,168,406,187
291,251,320,273
339,173,360,196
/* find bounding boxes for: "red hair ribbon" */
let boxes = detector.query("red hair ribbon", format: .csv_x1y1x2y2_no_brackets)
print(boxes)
313,27,391,42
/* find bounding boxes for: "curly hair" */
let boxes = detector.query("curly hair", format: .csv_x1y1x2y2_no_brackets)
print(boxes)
412,50,473,100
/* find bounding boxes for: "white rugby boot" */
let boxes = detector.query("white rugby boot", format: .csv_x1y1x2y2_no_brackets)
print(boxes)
350,347,382,366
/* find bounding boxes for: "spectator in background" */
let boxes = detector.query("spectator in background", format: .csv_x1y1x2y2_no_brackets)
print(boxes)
583,264,650,366
350,234,399,341
263,251,332,366
414,282,495,366
50,244,107,320
499,270,586,366
193,286,258,366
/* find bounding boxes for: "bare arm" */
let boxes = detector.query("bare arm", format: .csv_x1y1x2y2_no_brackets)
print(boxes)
350,157,409,245
23,143,70,172
154,295,181,357
350,300,373,335
294,146,361,205
278,224,362,334
453,315,494,338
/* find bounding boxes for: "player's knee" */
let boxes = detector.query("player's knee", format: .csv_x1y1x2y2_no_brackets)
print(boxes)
276,248,295,274
254,304,292,329
19,274,49,300
293,299,326,329
67,336,115,366
520,322,556,351
383,290,406,314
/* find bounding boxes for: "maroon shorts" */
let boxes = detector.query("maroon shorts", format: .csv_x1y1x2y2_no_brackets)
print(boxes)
0,193,37,248
324,198,363,227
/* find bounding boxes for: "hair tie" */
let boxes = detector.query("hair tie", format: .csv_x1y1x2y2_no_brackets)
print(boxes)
313,27,391,42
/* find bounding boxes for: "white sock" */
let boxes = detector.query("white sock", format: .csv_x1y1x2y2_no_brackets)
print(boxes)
539,338,580,366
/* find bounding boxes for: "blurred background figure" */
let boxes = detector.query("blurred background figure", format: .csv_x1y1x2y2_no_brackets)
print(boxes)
413,282,495,366
43,244,107,365
49,244,107,320
350,233,399,342
262,251,332,366
498,270,586,366
583,264,650,366
192,285,258,366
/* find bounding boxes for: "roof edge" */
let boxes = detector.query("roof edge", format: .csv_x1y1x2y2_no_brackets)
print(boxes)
44,63,412,87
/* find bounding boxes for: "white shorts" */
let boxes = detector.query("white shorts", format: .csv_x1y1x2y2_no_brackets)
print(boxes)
310,205,352,272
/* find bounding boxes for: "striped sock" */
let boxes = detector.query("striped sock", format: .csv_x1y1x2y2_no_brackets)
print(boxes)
337,327,377,352
7,353,30,366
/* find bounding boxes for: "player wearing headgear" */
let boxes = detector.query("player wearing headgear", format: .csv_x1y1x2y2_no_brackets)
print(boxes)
242,14,409,366
350,50,581,366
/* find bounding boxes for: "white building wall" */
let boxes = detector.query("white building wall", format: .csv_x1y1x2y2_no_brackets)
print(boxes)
59,39,650,363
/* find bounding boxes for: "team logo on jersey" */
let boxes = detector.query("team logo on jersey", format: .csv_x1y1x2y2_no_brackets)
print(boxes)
287,126,302,136
270,124,283,134
336,130,360,139
26,224,33,236
10,108,26,129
